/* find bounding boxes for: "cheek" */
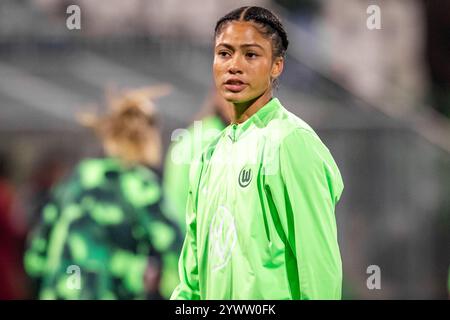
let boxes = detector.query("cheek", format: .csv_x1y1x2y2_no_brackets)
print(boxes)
213,58,226,75
212,62,221,84
253,63,272,86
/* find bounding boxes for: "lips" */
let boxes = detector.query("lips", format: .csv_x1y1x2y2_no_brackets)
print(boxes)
223,78,247,92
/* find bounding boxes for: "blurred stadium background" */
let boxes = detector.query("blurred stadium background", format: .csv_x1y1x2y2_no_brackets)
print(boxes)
0,0,449,299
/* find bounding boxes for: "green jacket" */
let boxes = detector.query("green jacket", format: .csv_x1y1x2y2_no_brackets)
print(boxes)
171,98,344,300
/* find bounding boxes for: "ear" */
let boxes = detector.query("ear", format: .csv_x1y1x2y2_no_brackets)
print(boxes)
271,57,284,80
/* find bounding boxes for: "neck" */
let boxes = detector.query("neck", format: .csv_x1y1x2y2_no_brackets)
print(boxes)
231,89,273,124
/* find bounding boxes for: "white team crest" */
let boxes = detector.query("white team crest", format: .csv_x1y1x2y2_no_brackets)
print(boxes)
209,206,237,272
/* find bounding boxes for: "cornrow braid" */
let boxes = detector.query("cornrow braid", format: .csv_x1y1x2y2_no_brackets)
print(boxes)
214,6,289,59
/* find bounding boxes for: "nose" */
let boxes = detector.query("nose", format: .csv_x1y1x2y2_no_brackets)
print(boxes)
228,55,243,74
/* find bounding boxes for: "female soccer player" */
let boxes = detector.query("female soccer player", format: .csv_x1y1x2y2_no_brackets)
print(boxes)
171,6,344,300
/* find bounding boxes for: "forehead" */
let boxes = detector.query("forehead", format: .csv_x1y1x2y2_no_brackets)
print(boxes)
215,21,271,48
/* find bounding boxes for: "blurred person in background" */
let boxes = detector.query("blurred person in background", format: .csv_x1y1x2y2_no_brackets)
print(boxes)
0,152,29,299
162,90,231,234
24,86,182,299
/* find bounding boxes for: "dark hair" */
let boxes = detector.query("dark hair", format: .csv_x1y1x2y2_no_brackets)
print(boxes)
214,6,289,59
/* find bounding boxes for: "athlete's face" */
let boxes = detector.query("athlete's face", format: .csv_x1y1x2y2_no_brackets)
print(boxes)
213,21,283,105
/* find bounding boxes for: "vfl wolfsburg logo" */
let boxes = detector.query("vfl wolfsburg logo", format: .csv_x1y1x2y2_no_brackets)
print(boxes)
209,206,237,272
238,166,252,188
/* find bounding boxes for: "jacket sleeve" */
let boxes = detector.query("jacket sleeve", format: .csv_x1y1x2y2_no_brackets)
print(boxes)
170,159,202,300
24,201,59,282
275,129,344,299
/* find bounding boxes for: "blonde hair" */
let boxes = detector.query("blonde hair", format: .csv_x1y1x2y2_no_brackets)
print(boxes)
79,85,171,168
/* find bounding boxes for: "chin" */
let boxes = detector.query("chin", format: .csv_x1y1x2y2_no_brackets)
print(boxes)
222,91,246,103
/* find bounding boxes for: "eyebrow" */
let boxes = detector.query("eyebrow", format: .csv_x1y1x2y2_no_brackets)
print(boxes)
216,43,264,50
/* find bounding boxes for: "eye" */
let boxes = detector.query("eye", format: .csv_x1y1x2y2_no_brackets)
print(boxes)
217,50,231,58
246,52,258,59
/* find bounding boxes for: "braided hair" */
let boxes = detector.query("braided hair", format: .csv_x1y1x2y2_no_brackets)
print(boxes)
214,6,289,59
